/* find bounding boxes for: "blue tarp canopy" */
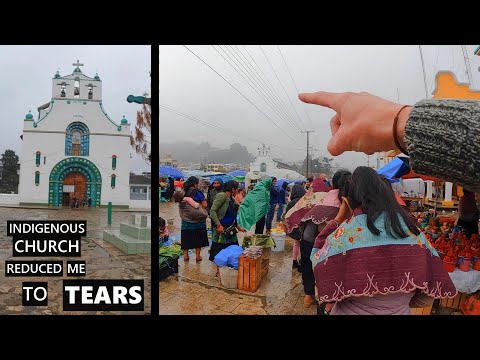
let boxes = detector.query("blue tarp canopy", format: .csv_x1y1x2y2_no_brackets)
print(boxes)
377,157,410,183
295,178,306,184
209,174,234,184
228,170,247,177
159,166,185,179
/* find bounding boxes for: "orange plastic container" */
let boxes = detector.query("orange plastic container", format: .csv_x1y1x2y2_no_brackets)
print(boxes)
473,258,480,271
443,261,456,273
458,257,472,272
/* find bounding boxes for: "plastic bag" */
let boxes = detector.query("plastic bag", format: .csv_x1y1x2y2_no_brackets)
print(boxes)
214,245,243,268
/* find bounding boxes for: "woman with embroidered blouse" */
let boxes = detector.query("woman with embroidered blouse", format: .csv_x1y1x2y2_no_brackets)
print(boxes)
311,167,457,315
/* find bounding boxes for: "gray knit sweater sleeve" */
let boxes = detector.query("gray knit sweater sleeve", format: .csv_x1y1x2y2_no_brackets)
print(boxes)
405,99,480,192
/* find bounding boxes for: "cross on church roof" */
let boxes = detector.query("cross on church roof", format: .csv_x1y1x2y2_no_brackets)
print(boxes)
73,60,84,73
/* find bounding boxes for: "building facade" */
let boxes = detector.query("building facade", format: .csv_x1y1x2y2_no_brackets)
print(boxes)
18,62,131,207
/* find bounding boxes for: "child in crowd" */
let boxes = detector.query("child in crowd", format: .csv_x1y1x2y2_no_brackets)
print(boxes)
159,217,169,243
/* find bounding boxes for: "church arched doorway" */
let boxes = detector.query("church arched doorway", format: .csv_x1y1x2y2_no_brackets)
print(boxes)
260,162,267,172
62,172,87,206
49,157,102,207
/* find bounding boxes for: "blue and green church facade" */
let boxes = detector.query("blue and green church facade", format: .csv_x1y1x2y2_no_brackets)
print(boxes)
19,61,131,208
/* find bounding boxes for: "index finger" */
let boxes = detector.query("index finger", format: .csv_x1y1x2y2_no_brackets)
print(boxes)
298,91,348,112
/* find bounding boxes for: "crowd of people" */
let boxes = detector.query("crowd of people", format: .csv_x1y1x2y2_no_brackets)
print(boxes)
161,91,480,315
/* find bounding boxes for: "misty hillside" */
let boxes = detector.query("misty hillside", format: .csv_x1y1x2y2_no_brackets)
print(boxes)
160,142,254,165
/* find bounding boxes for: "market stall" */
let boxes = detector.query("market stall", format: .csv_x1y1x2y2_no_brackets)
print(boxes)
419,215,480,314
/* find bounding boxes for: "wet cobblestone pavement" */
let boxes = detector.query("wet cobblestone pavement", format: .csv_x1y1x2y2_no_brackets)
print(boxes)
159,202,316,315
0,207,151,315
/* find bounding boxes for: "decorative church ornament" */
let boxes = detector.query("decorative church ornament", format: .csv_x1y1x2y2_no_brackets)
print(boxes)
19,61,131,208
112,155,117,170
35,151,41,167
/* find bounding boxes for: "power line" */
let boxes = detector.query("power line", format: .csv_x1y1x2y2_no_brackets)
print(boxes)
213,45,300,137
182,45,298,144
212,45,302,138
259,46,306,133
276,45,314,127
277,45,313,127
160,104,304,152
226,45,304,135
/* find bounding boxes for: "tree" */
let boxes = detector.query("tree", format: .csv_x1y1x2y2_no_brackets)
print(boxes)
298,155,334,177
0,149,19,193
130,93,151,164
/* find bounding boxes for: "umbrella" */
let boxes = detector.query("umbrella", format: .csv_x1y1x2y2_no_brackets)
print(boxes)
159,166,185,179
228,170,247,177
377,157,410,182
295,179,306,184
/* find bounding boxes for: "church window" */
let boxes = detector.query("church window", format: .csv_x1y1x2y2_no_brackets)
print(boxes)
112,155,117,170
35,151,41,167
260,162,267,172
111,174,116,188
65,122,89,156
44,156,46,165
87,83,93,99
35,171,40,186
74,77,80,98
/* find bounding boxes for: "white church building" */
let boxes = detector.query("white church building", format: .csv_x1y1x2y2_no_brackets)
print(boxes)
18,61,132,208
249,144,304,180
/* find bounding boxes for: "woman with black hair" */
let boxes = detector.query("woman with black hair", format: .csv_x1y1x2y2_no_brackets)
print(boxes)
210,180,246,275
207,178,224,213
296,169,351,308
179,176,209,262
311,167,457,315
380,176,409,213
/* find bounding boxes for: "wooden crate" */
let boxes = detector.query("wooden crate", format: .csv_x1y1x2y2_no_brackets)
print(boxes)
261,247,271,260
237,255,262,292
260,258,269,278
439,292,469,310
411,306,432,315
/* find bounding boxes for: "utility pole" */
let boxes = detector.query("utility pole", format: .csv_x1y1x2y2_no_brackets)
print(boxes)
418,45,429,99
302,130,315,178
461,45,474,88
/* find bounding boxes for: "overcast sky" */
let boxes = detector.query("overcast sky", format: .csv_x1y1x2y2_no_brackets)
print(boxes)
0,45,150,174
160,45,480,171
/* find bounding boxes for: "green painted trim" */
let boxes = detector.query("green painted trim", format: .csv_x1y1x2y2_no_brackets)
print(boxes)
99,102,121,128
99,204,129,209
49,157,102,207
475,45,480,56
54,74,100,81
23,129,131,137
35,100,55,125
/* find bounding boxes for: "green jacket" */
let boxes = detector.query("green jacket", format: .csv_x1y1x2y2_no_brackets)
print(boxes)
238,178,272,230
210,192,231,226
